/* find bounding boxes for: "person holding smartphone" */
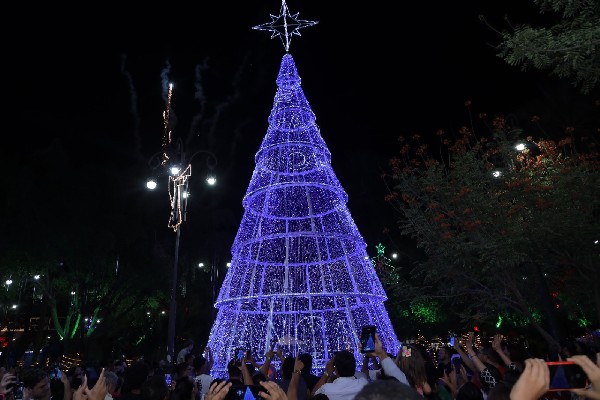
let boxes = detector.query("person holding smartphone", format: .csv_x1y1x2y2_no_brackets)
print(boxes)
21,367,71,400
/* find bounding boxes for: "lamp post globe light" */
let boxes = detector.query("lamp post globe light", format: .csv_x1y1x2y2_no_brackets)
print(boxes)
147,83,218,364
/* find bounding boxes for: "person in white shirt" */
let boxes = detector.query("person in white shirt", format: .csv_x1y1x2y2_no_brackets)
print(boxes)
312,350,369,400
177,340,194,364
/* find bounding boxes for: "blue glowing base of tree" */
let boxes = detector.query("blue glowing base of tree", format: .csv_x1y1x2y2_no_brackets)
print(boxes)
206,54,399,377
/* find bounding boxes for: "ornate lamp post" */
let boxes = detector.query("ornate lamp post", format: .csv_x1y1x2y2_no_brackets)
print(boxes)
147,83,218,363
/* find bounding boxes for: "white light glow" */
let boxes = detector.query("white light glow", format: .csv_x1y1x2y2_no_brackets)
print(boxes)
515,143,526,151
492,170,502,178
146,179,157,190
170,166,181,175
33,275,40,280
206,176,217,185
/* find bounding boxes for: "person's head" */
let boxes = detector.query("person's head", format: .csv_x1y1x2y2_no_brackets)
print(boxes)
104,371,119,395
487,381,511,400
437,346,452,363
298,353,312,372
354,378,422,400
175,363,189,380
141,375,169,400
456,382,484,400
184,353,194,366
21,367,51,400
192,356,207,374
226,359,241,380
171,377,195,400
113,360,126,376
123,361,150,393
333,350,355,377
397,345,428,389
251,371,267,385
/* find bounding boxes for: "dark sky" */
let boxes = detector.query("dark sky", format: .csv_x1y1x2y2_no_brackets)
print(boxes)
8,1,550,262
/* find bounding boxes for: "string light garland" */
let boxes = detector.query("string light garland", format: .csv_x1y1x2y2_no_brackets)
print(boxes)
205,46,399,376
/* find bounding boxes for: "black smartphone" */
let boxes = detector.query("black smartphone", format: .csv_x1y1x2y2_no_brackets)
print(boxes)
164,373,172,386
451,354,462,371
235,348,245,361
547,361,588,391
360,325,376,353
13,382,24,400
225,385,267,400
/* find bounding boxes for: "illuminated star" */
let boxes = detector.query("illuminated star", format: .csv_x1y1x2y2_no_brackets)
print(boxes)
252,0,318,52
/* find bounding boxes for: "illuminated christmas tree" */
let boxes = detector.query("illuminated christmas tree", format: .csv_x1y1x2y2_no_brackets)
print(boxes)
205,1,399,376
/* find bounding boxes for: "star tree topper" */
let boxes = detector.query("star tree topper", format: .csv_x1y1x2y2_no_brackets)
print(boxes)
252,0,318,52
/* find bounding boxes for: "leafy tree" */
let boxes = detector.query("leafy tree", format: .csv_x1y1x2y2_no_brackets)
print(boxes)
483,0,600,94
383,106,599,350
0,137,171,358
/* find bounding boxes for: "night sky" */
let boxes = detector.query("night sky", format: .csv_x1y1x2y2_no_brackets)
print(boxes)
7,1,556,265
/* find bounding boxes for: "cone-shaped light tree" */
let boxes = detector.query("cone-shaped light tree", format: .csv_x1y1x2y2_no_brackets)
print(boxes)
206,1,399,376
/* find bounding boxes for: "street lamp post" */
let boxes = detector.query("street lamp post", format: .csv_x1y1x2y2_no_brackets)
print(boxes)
147,85,218,363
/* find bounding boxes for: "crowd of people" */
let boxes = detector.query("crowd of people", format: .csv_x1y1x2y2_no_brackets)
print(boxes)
1,331,599,400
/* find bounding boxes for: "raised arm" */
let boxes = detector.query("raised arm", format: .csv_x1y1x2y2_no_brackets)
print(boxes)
312,356,334,397
286,357,304,400
492,334,514,368
259,341,277,377
240,355,254,385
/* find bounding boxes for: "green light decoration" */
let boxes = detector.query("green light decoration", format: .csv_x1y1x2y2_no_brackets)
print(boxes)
399,300,442,324
70,314,81,339
496,315,503,329
371,243,400,286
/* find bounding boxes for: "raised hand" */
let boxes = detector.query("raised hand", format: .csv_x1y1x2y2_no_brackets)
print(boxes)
258,380,289,400
205,380,232,400
86,368,108,400
568,354,600,400
509,358,549,400
492,334,503,352
0,373,17,395
72,374,88,400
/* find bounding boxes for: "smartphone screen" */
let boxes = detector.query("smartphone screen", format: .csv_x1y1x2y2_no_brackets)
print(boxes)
225,385,266,400
165,374,172,386
547,362,588,391
360,325,376,353
236,348,244,361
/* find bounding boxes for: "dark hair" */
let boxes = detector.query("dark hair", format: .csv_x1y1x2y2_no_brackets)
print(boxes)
227,359,241,378
333,350,355,377
21,368,48,389
175,362,189,379
354,379,421,400
193,356,206,371
456,382,484,400
171,377,194,400
487,382,511,400
312,395,330,400
123,361,150,392
252,371,267,385
141,375,169,400
298,353,313,371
